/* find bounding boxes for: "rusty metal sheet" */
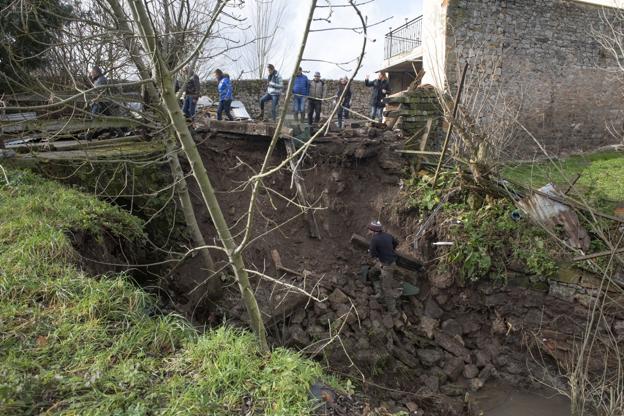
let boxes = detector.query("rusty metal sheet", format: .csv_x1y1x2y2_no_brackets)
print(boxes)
517,183,590,252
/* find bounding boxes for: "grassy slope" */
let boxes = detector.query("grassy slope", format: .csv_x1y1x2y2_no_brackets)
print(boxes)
502,150,624,212
0,170,326,416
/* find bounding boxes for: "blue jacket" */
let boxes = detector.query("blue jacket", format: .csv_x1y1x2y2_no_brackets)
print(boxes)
218,75,233,101
293,74,309,96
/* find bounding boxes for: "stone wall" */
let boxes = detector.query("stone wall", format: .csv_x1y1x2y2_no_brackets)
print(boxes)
384,87,443,143
444,0,624,154
202,79,373,119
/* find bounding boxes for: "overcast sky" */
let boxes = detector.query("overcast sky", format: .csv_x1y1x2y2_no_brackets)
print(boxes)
232,0,423,80
228,0,624,80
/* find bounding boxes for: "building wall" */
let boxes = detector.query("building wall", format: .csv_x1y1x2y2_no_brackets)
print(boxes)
202,79,374,119
442,0,623,153
421,0,448,87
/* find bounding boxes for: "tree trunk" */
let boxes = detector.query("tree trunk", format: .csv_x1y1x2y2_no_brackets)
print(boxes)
164,132,222,298
107,0,221,297
128,0,268,352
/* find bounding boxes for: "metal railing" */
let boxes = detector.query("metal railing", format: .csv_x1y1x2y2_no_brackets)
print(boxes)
384,16,423,61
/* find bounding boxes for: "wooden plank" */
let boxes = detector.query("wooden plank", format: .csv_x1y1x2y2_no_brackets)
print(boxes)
414,117,434,172
1,117,141,135
204,119,294,138
396,149,441,156
0,112,37,122
13,141,164,161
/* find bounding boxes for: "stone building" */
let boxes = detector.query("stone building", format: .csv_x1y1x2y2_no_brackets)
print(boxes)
381,0,624,153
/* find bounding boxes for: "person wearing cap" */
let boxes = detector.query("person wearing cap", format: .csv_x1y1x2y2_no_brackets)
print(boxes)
88,66,108,115
292,67,309,123
307,71,324,125
367,220,400,313
259,64,283,121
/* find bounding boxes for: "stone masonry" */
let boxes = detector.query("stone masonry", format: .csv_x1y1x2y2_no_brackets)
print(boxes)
443,0,624,154
384,86,443,142
202,79,373,120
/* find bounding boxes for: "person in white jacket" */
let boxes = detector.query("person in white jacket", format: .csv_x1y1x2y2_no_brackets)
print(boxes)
259,64,282,121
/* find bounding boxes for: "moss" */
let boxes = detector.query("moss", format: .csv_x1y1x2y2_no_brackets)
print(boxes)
13,154,185,248
0,169,334,416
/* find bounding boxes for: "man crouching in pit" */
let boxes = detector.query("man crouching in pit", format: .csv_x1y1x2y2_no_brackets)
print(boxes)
367,220,401,314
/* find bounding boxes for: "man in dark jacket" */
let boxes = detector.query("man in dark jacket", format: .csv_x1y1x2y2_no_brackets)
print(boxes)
307,71,324,125
335,77,352,128
364,72,390,122
292,67,309,123
214,69,234,121
181,66,201,119
368,220,400,313
89,66,108,115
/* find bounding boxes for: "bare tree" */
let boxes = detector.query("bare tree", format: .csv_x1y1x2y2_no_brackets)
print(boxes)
239,0,289,78
0,0,372,354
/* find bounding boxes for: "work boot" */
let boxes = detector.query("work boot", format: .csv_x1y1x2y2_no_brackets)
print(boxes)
259,110,264,121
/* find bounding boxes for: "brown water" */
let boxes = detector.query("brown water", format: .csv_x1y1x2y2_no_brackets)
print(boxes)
472,383,571,416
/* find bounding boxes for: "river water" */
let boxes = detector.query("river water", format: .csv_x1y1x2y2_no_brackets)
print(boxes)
472,383,571,416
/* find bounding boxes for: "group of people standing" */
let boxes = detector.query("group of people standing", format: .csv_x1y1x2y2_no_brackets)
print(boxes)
290,68,352,128
261,64,390,126
89,63,391,125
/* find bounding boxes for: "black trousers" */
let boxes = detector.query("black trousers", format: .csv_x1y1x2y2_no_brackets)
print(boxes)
217,99,233,120
307,98,322,124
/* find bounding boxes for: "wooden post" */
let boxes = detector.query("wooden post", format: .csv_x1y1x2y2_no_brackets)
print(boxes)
414,117,434,172
432,62,469,187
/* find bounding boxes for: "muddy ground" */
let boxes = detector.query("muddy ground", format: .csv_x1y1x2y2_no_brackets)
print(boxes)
162,131,587,415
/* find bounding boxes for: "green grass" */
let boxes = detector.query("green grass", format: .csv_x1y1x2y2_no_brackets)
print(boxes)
502,150,624,212
0,170,329,416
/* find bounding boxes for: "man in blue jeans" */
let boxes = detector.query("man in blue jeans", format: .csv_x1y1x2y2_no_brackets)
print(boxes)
259,64,282,121
292,67,309,123
181,66,200,119
214,69,234,121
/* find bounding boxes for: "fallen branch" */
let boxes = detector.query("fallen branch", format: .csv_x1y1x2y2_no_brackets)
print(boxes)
573,247,624,262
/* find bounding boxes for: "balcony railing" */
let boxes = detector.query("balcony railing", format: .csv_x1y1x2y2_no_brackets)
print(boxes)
384,16,423,61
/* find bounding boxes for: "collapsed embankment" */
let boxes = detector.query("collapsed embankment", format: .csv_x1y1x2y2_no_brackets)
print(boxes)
165,131,621,415
9,129,622,415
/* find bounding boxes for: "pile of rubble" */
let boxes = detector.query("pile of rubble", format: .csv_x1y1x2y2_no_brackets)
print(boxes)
246,257,610,415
